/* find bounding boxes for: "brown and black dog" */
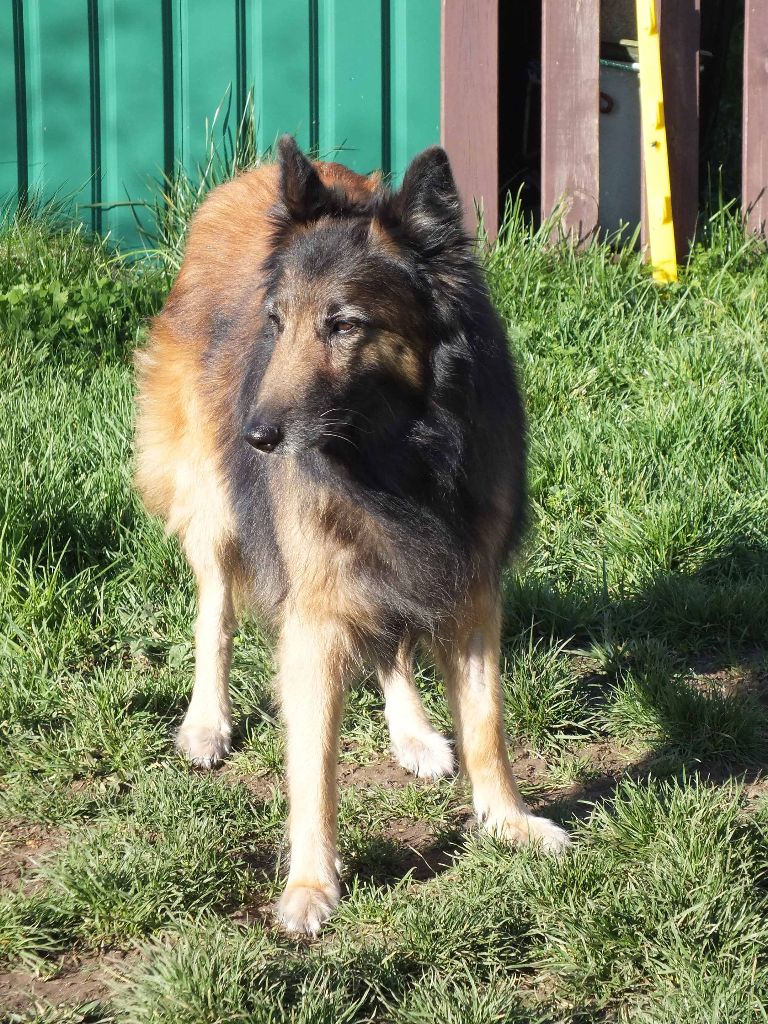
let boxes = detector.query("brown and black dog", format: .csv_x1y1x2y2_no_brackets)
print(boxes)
134,137,569,935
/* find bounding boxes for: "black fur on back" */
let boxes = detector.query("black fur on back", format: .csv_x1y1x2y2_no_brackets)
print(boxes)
216,137,526,656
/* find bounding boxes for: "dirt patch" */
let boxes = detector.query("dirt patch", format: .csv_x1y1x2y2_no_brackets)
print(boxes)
227,741,451,802
221,764,277,804
380,817,467,881
0,950,129,1016
741,777,768,807
688,651,768,701
0,822,63,890
339,755,417,790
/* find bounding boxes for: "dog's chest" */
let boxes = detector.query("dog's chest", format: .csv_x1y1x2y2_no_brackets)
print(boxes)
271,472,388,629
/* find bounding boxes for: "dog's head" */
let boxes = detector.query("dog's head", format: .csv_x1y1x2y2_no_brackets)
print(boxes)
243,136,473,464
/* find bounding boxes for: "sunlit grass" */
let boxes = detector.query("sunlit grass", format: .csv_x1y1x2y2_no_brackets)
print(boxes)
1,201,767,1021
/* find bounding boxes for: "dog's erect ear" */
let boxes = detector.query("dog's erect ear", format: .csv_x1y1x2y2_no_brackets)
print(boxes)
277,135,329,222
390,146,465,252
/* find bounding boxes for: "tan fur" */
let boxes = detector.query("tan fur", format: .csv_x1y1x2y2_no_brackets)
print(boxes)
434,584,570,853
256,307,327,413
274,610,348,933
356,329,425,389
270,462,387,651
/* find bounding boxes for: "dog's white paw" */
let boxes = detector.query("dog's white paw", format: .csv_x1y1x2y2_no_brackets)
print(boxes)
276,883,340,936
484,811,571,855
176,722,231,768
391,730,455,779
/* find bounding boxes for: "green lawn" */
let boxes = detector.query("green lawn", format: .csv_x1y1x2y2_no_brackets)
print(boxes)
1,205,767,1022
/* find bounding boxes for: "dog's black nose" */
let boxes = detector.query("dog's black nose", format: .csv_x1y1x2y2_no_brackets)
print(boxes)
245,422,283,453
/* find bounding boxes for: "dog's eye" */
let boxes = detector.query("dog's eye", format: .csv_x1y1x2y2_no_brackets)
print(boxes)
330,320,356,336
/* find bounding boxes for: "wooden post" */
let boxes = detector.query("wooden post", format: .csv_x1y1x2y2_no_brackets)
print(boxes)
440,0,498,239
743,1,768,235
541,0,600,243
660,0,700,254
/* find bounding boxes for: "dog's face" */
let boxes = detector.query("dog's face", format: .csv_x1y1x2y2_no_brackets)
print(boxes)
243,138,467,462
247,218,427,459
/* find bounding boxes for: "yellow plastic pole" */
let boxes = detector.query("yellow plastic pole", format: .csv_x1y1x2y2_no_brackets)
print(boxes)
635,0,678,283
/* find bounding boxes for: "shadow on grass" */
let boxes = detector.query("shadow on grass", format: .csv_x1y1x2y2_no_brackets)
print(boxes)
504,540,768,654
8,502,140,578
544,752,768,837
343,826,466,889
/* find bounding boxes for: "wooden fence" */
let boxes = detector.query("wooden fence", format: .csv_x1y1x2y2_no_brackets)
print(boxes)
441,0,768,247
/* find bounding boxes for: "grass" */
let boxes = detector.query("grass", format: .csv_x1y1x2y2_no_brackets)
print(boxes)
0,197,767,1021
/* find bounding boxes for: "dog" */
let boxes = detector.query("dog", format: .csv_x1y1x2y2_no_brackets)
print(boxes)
134,136,570,935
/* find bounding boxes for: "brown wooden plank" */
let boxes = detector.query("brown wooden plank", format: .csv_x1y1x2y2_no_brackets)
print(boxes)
440,0,498,238
641,0,700,256
661,0,701,253
541,0,600,243
743,1,768,235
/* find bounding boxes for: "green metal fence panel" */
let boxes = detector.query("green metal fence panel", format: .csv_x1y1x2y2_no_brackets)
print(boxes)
29,2,94,215
390,0,440,182
181,1,238,169
0,4,18,202
98,1,167,243
319,0,384,175
4,0,441,249
251,0,313,154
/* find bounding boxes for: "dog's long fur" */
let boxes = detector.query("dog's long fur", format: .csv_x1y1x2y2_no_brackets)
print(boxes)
134,138,569,935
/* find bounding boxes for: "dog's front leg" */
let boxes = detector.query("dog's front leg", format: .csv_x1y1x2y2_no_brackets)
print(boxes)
438,593,571,854
379,641,454,779
275,613,348,935
176,549,235,768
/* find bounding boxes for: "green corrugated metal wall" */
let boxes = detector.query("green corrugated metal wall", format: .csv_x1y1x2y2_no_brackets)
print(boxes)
2,0,441,248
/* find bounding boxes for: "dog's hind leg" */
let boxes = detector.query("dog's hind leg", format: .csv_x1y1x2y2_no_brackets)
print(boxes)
175,524,235,768
437,591,571,854
379,643,454,779
275,613,349,936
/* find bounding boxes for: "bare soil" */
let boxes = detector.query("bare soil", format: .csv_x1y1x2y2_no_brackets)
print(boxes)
0,822,63,890
0,950,129,1016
